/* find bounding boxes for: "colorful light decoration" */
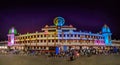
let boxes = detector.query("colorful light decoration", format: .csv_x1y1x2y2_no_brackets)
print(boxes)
9,27,17,35
7,17,112,50
55,46,60,55
53,17,65,26
8,27,17,46
102,24,112,45
94,40,105,45
8,34,15,46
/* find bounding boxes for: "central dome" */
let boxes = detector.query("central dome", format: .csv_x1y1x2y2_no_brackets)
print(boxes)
53,17,65,26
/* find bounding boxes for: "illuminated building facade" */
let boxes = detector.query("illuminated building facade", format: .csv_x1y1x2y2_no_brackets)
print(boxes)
0,41,8,50
7,17,113,51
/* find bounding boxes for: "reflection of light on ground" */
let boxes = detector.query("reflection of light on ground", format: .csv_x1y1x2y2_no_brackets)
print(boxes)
0,55,120,65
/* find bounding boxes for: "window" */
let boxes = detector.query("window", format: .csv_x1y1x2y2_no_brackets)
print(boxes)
95,36,97,38
44,40,46,42
37,35,39,38
44,35,46,37
31,41,33,43
34,35,36,38
102,37,104,39
85,35,87,38
52,40,54,42
62,30,69,32
31,36,33,38
26,36,27,39
67,34,69,37
52,35,54,37
74,34,77,37
56,40,58,42
34,40,36,43
28,41,30,43
48,40,50,42
41,35,43,37
37,40,39,43
87,35,89,38
60,40,62,42
23,37,25,39
47,35,50,37
79,39,82,43
98,36,100,39
88,35,90,38
64,34,66,37
41,40,43,43
59,34,62,37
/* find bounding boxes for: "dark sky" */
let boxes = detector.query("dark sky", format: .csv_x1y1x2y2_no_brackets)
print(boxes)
0,0,120,40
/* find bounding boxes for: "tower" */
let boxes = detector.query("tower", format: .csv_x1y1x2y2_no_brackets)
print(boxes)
102,24,112,45
8,27,17,46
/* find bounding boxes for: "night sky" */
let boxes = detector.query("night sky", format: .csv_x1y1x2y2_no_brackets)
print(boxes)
0,0,120,40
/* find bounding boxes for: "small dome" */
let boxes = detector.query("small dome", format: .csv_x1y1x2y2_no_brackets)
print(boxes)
102,24,111,33
45,25,49,27
69,25,73,27
9,27,17,34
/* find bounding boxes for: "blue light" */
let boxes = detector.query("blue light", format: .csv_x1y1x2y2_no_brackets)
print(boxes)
102,24,112,45
54,17,65,26
57,17,65,26
102,25,111,33
55,46,60,55
63,45,67,52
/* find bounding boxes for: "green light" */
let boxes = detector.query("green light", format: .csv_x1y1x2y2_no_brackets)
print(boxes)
8,27,17,34
53,17,65,26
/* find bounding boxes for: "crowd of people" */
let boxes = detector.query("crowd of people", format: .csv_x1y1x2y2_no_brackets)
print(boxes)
52,46,120,61
0,46,120,61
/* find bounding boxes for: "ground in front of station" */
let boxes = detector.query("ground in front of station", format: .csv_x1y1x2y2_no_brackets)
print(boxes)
0,54,120,65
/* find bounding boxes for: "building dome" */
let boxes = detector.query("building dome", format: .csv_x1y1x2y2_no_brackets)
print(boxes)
53,17,65,26
9,27,17,34
102,24,111,33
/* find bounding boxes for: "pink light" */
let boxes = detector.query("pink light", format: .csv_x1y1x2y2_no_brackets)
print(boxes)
97,40,105,45
44,30,49,34
8,34,14,46
94,40,98,45
12,28,14,33
94,40,105,45
8,42,11,46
